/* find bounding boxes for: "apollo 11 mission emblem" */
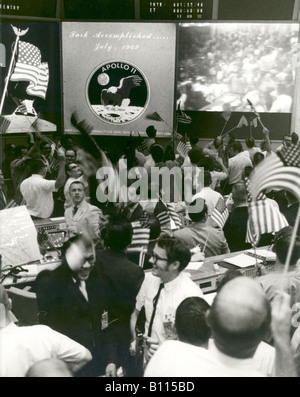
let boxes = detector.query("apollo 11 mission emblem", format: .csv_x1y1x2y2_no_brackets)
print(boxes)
87,61,149,125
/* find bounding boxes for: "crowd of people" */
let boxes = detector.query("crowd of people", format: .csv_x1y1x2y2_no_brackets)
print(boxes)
1,120,300,377
177,24,298,112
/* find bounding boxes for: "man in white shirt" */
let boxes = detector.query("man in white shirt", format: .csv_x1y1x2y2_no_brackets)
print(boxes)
130,235,204,363
144,297,211,377
20,149,66,219
192,171,224,217
0,285,91,377
227,142,252,188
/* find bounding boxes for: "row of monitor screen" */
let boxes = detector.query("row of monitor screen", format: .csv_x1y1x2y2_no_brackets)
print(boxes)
1,21,299,137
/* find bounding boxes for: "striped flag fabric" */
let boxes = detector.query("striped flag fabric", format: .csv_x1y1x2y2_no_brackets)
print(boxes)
154,200,182,231
237,115,249,128
250,152,300,201
177,140,192,158
176,110,192,125
245,177,289,245
10,41,49,100
127,220,151,253
211,197,229,230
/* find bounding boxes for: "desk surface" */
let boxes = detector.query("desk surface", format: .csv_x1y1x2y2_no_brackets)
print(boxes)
2,247,277,289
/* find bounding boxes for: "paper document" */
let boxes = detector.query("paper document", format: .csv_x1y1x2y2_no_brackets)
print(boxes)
223,254,263,268
186,262,204,271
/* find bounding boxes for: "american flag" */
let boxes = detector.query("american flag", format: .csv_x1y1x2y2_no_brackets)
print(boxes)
211,197,229,230
146,112,164,122
245,177,289,245
10,41,49,100
250,152,300,201
127,220,151,253
237,115,249,128
154,200,182,231
176,110,192,125
177,140,192,158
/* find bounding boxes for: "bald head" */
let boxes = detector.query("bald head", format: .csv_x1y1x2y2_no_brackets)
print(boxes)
208,277,271,359
26,359,73,377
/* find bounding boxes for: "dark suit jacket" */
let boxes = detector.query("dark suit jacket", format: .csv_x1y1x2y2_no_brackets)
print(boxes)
35,259,114,375
95,249,145,371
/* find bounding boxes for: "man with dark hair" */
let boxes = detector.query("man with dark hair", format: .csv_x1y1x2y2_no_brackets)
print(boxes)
192,171,224,217
64,163,83,209
95,218,145,376
174,198,229,257
144,297,211,377
227,142,252,188
253,152,265,167
245,138,262,162
281,191,300,232
20,149,66,219
130,235,204,364
223,182,252,252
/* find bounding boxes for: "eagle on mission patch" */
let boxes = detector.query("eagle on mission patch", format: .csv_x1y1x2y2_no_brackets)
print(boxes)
101,75,143,107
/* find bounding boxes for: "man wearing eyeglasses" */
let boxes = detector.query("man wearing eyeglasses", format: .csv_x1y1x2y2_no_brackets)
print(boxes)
129,235,204,365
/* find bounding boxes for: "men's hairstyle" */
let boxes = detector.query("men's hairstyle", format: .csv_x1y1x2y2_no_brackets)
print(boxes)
245,138,255,149
253,152,265,167
102,219,133,252
199,156,214,172
232,182,247,205
291,132,299,145
30,159,46,174
65,149,76,156
228,142,243,154
146,125,157,138
217,269,243,292
69,180,85,192
204,171,212,187
273,226,300,266
4,144,14,156
189,135,199,145
60,233,94,257
157,235,191,272
163,145,176,162
14,145,27,158
150,144,164,163
214,136,223,149
188,199,207,223
188,149,203,165
175,297,211,346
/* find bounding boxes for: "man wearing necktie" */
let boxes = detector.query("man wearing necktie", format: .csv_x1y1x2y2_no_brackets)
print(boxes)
130,235,205,366
35,233,116,377
64,181,107,243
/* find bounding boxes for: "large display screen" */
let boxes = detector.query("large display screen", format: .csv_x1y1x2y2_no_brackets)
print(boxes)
177,23,299,113
62,22,176,136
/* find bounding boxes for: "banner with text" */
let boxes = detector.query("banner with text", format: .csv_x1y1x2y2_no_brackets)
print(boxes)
62,22,176,137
